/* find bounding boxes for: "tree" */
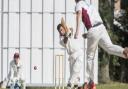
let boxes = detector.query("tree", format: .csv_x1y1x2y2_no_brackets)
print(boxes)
113,5,128,83
99,0,128,83
98,0,113,83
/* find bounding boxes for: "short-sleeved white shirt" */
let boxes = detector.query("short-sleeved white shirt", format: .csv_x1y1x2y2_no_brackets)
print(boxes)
75,0,103,27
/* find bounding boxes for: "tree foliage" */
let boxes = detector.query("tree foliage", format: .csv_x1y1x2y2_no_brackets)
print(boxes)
99,0,128,83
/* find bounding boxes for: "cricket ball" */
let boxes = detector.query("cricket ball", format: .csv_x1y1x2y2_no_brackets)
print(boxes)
34,66,37,70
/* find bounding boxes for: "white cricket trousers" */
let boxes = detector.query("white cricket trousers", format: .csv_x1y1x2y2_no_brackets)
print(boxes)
68,52,83,85
86,24,125,82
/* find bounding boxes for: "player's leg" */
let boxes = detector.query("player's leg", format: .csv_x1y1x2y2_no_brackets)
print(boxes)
98,25,128,59
72,55,82,84
22,81,26,89
86,32,100,80
20,79,26,89
0,78,8,88
86,38,98,89
68,55,83,89
85,27,102,89
67,56,74,89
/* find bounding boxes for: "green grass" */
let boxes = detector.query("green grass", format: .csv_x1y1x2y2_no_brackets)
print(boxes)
1,83,128,89
97,83,128,89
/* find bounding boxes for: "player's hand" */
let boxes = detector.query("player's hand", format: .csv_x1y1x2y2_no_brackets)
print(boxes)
74,32,79,39
82,33,88,39
63,37,68,44
65,31,71,37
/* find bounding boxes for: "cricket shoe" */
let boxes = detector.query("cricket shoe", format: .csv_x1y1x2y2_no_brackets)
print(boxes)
82,82,88,89
78,86,83,89
67,84,79,89
123,47,128,59
77,82,88,89
74,84,79,89
88,80,96,89
67,83,73,89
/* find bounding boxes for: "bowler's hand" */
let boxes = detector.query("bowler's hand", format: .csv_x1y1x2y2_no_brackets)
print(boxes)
82,33,88,39
74,32,79,39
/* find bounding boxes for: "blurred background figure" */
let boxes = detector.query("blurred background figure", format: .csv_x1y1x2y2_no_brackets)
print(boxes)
0,52,26,89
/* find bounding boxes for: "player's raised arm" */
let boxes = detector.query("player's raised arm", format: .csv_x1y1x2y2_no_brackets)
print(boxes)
74,10,82,39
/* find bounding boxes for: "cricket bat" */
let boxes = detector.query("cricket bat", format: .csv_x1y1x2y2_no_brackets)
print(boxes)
61,17,71,36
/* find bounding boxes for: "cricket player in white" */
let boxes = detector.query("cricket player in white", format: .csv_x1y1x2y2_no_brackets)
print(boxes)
74,0,128,89
1,53,26,89
57,23,83,89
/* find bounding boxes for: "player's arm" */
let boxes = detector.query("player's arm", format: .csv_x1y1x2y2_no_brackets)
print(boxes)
8,63,14,80
59,36,68,48
18,65,24,80
74,10,82,39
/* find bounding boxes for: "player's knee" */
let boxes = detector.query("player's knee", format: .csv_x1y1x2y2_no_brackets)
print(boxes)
73,60,82,73
87,55,95,60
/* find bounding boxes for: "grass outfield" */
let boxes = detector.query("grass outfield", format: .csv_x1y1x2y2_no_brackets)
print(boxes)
1,83,128,89
27,83,128,89
97,83,128,89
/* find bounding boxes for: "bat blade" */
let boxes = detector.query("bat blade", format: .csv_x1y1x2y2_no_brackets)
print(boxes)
61,17,69,32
